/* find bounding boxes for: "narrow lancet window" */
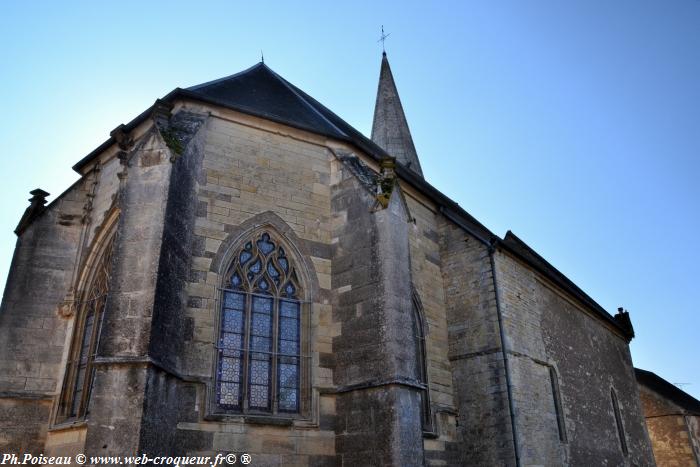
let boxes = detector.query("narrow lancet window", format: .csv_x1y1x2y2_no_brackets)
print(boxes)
217,232,302,415
611,388,628,456
412,292,432,432
549,367,567,442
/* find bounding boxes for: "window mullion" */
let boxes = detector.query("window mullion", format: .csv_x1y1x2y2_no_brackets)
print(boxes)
62,313,84,418
216,232,304,417
271,297,279,415
303,301,309,416
81,298,103,417
242,290,252,411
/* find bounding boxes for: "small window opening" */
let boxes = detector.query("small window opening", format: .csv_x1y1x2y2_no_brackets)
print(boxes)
611,388,628,456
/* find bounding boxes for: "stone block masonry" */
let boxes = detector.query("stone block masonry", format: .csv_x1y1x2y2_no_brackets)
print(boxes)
0,80,658,466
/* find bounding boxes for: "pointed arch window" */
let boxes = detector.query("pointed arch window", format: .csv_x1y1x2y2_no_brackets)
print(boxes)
216,231,305,415
412,291,433,432
57,233,116,421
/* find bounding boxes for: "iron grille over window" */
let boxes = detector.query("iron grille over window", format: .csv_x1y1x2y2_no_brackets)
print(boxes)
57,233,115,421
216,232,303,415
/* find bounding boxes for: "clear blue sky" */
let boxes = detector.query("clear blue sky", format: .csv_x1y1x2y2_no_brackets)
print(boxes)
1,1,698,397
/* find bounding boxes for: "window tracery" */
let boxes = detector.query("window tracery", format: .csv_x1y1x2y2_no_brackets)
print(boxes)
57,232,116,421
216,232,303,415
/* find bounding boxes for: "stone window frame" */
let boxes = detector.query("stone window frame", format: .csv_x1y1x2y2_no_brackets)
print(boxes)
209,225,314,421
54,216,118,424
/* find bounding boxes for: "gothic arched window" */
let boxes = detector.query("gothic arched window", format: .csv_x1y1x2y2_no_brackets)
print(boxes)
412,291,432,432
216,231,304,415
57,232,116,421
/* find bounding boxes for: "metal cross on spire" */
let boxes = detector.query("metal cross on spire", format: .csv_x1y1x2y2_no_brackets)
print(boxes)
378,25,390,53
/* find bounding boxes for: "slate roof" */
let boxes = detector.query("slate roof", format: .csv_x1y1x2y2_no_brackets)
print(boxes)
70,59,633,341
74,62,397,173
636,368,700,415
187,63,350,140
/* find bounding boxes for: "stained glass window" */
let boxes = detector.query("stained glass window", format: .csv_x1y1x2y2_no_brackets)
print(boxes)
58,231,116,421
278,300,300,412
216,231,303,416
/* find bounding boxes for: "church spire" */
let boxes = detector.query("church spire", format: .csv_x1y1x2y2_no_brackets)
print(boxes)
371,52,423,177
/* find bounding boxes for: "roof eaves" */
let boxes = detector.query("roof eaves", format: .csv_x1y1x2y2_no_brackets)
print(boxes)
389,176,629,339
72,86,354,173
394,164,497,244
278,79,402,166
499,231,631,338
177,88,349,141
72,87,182,172
635,368,700,415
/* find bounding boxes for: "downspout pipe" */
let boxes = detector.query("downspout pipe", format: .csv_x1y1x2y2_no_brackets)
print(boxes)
489,241,522,467
438,206,521,466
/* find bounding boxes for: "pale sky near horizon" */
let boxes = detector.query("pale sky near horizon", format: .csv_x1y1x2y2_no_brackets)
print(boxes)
1,1,698,398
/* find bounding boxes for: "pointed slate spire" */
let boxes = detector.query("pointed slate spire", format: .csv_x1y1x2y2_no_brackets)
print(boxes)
371,52,423,177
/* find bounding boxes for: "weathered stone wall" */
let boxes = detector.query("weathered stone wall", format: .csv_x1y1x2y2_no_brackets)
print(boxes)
405,195,458,465
494,250,655,466
493,251,567,465
0,181,86,454
138,111,209,456
83,127,177,457
638,385,700,466
172,109,337,465
84,156,122,246
0,96,662,467
690,416,700,466
330,156,424,466
438,222,516,466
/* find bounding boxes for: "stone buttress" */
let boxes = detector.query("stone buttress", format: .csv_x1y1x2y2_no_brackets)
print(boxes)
330,153,425,466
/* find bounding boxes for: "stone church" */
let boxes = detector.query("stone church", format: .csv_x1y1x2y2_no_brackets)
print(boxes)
0,53,658,466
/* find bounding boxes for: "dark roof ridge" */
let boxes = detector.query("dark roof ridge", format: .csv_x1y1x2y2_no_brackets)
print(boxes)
635,368,700,415
500,230,632,339
187,62,266,91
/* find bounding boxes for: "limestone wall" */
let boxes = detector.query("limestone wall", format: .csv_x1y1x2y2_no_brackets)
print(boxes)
494,250,655,466
0,142,126,453
639,385,700,466
405,195,459,464
0,179,85,453
438,221,516,466
173,109,336,465
690,416,700,466
0,97,660,467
